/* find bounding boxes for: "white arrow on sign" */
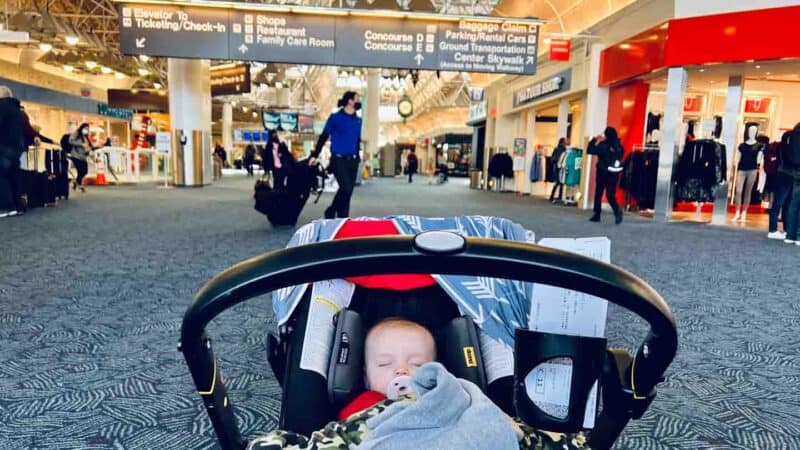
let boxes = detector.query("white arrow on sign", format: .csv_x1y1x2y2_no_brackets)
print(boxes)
414,54,424,66
135,37,146,48
239,44,248,54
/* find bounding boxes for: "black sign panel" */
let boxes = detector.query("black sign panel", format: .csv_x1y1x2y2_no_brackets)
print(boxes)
119,4,229,59
228,11,335,65
210,63,251,96
335,17,439,70
118,3,539,75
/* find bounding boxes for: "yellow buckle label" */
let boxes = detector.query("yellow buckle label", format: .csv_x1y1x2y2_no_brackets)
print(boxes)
463,346,478,368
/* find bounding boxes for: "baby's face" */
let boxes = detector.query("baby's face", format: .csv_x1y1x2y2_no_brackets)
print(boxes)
365,324,436,395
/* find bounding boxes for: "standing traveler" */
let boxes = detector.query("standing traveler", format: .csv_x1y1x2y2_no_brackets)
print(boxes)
588,127,625,224
406,149,418,183
244,144,256,177
549,137,568,203
782,123,800,246
69,123,93,192
213,142,226,180
0,86,28,217
767,131,794,240
263,130,292,189
310,91,363,219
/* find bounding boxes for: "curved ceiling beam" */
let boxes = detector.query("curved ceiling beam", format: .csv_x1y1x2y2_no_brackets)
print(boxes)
542,0,566,34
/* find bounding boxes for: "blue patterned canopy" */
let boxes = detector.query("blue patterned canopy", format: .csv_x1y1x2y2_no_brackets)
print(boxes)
272,216,535,347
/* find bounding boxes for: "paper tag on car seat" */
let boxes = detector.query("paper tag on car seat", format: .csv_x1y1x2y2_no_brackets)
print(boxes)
299,279,356,378
529,237,610,429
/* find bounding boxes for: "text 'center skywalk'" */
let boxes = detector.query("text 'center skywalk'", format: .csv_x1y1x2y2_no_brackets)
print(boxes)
118,1,540,75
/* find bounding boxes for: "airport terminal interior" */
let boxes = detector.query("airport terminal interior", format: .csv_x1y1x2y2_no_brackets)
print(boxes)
1,0,800,449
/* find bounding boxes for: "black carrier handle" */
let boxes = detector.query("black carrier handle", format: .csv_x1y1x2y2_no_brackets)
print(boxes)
180,231,677,450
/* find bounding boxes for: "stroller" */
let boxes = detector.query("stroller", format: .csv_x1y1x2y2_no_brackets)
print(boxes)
181,217,677,450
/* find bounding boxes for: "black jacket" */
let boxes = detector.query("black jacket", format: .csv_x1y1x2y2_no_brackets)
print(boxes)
260,140,293,171
0,97,27,161
588,138,623,173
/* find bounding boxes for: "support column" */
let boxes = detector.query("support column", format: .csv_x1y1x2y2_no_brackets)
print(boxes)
168,58,212,186
222,102,233,164
364,68,380,165
557,98,569,141
654,67,688,222
582,43,609,210
483,95,497,190
712,75,744,225
524,110,537,194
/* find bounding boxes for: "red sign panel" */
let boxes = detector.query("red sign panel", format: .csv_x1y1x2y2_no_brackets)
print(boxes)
744,98,771,114
683,96,703,113
550,38,571,61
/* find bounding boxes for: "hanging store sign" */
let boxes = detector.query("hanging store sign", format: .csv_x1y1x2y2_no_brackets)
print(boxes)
683,96,702,113
298,114,315,133
467,100,487,124
744,97,771,114
549,38,571,61
97,104,135,121
118,1,540,75
210,63,251,96
512,68,572,108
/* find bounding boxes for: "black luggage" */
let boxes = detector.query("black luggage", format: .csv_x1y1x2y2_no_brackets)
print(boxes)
46,149,69,200
20,170,55,208
254,160,314,227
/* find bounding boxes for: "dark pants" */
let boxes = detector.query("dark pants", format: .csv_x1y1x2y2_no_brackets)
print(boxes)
0,162,24,212
550,182,564,202
245,160,255,176
408,171,414,183
71,158,88,186
786,180,800,241
272,169,286,189
593,171,621,216
768,172,794,233
326,156,359,219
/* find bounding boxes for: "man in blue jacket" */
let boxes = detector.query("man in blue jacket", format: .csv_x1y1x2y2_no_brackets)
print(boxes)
310,91,363,219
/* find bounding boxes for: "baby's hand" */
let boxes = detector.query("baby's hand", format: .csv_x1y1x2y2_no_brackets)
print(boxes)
386,375,414,400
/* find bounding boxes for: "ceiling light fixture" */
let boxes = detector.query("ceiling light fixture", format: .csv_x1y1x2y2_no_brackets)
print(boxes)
252,111,257,118
242,106,249,113
139,55,149,62
275,81,283,88
115,72,125,78
153,82,162,89
100,66,112,74
86,61,97,69
65,36,79,45
63,64,74,72
231,100,238,107
619,43,632,49
699,69,705,72
755,65,761,69
38,43,53,52
138,68,149,76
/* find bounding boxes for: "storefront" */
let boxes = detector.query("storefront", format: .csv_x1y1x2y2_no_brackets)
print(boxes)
485,42,590,200
599,3,800,226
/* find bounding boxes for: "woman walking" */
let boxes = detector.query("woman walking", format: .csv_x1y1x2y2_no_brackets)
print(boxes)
68,123,93,192
264,130,293,188
406,149,418,183
588,127,624,224
549,137,568,203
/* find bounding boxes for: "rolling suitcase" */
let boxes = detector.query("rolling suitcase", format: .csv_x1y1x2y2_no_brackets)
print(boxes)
20,170,53,208
46,149,69,200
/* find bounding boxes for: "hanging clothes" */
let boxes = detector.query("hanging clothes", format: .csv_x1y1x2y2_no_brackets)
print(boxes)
529,152,543,182
488,152,514,178
674,139,727,203
563,149,583,187
620,147,659,210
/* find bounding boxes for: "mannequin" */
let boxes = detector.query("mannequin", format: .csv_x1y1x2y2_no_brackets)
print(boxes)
648,129,661,146
733,125,764,222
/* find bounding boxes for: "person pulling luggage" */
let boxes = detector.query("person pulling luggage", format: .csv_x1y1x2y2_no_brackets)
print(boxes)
0,86,29,217
309,91,363,219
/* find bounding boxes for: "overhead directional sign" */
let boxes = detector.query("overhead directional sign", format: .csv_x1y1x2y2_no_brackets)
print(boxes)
118,1,541,75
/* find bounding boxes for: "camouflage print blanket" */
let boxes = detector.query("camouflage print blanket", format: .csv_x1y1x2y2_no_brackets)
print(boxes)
246,397,589,450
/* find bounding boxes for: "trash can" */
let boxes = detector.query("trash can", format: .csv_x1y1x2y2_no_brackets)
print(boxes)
469,169,482,189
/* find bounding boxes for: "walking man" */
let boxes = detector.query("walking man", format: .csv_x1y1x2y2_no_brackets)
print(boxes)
310,91,363,219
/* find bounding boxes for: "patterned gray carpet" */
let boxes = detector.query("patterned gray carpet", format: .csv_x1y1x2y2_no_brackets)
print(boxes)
1,175,798,450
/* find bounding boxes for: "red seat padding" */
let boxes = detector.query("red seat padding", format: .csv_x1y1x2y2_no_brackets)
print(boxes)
333,219,436,291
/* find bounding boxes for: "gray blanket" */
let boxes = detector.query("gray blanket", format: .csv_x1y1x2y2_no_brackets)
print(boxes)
359,362,519,450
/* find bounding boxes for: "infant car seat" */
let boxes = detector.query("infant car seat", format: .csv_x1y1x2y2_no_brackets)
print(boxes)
181,227,677,450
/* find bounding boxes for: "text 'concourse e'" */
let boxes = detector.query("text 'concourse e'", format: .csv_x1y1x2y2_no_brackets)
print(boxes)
118,2,540,75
